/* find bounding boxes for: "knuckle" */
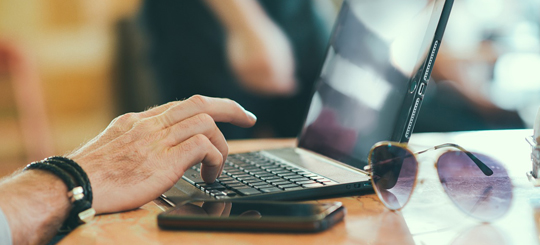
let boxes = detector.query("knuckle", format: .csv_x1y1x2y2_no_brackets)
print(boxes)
158,101,179,113
117,112,138,125
106,124,124,136
107,112,139,134
188,134,215,155
224,98,238,107
113,112,139,130
178,134,208,157
132,119,147,131
187,94,209,109
132,117,157,133
194,113,215,126
192,134,211,147
164,101,178,108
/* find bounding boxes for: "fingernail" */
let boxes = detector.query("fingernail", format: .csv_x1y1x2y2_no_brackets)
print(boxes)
245,110,257,121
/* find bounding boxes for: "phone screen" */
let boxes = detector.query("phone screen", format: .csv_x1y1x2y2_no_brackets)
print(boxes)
165,201,340,219
158,201,345,232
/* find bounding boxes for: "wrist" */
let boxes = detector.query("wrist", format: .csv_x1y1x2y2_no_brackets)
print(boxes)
0,170,71,244
24,157,95,232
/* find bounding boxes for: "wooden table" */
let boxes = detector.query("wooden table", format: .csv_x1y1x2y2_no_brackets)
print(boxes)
45,130,540,244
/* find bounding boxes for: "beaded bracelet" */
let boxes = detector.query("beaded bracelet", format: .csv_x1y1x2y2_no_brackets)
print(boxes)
24,157,95,233
47,156,93,205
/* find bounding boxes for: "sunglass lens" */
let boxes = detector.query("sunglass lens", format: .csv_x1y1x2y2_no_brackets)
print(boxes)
437,151,512,221
370,144,418,210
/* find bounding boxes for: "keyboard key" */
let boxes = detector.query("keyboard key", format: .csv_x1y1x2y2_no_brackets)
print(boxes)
270,180,291,186
258,164,274,169
288,177,310,182
188,151,325,199
234,174,251,178
250,170,268,175
271,170,290,174
218,176,234,181
240,178,259,184
220,180,240,185
260,187,282,193
247,181,265,187
227,183,248,188
277,173,298,177
222,190,238,196
261,176,282,181
296,180,316,185
277,184,299,189
238,176,258,181
198,182,226,189
284,187,304,191
253,184,273,189
209,190,227,196
236,188,262,196
255,173,275,178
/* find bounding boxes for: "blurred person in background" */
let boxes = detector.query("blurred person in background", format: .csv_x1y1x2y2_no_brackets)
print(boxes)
137,0,529,138
138,0,333,139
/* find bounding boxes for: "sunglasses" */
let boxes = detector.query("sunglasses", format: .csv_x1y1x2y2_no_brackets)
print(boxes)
364,141,513,222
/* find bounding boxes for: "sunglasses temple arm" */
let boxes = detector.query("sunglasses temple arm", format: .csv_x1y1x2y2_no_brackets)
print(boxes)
433,143,494,176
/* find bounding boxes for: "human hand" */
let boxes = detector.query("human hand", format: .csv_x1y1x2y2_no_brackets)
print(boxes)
66,95,257,214
226,20,297,96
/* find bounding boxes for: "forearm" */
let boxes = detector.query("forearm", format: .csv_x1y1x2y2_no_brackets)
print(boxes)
0,170,71,244
204,0,271,33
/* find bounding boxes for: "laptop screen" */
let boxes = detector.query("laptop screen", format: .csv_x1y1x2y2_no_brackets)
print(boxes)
298,0,447,169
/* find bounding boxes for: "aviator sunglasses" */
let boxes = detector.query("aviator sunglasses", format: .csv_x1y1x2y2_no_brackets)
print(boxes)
364,142,513,222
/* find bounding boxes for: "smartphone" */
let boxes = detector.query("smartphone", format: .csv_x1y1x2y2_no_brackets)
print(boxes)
157,200,345,233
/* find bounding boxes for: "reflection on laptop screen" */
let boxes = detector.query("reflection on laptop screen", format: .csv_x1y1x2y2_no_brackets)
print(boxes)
298,0,446,169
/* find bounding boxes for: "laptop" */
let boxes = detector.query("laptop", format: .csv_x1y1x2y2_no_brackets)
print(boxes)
161,0,454,204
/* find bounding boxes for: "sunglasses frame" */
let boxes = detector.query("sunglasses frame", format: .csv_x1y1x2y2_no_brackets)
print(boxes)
364,141,494,212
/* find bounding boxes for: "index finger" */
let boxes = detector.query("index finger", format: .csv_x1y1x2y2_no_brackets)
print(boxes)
157,95,257,129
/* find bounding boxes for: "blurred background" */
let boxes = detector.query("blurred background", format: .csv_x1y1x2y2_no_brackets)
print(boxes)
0,0,538,173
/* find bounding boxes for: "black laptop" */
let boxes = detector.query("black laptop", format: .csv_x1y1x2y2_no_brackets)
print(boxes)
161,0,454,205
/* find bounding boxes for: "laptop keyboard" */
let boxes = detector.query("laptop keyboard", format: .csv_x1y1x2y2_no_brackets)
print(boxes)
184,152,337,198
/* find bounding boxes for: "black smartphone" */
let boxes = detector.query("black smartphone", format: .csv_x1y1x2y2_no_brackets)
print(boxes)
157,200,345,233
